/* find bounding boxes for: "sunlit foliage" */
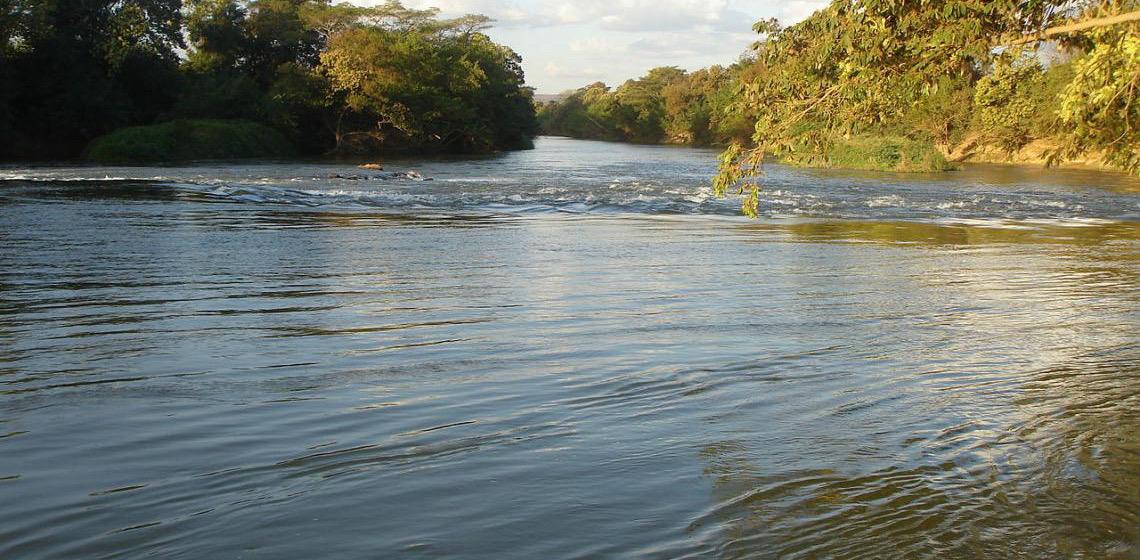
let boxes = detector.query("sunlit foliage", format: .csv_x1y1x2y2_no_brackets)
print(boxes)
320,9,536,153
709,0,1139,215
1053,18,1140,173
0,0,538,160
537,63,754,146
973,56,1047,153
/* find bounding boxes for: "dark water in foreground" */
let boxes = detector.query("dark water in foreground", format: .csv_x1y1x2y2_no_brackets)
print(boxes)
1,137,1138,558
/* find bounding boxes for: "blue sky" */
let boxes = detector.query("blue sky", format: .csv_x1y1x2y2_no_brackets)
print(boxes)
355,1,829,93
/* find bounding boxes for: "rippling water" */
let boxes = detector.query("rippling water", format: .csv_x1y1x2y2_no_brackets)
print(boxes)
1,137,1138,558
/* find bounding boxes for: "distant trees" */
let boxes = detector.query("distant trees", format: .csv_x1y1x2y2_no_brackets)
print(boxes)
0,0,538,161
537,63,754,146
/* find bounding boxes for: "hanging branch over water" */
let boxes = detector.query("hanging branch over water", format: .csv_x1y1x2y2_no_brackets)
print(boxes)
712,0,1140,217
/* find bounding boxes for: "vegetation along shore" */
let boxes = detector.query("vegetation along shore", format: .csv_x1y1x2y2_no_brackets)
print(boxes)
1,0,539,162
2,1,1137,213
537,1,1139,214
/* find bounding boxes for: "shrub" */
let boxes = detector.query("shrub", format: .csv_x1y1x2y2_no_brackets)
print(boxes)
973,56,1045,154
825,136,955,172
900,77,975,152
84,119,296,163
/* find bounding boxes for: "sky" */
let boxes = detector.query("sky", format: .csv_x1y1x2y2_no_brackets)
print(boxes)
353,1,830,93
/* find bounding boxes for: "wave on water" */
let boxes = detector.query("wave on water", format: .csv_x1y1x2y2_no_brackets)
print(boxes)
2,162,1138,226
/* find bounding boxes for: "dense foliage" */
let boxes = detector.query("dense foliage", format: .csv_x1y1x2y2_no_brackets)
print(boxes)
84,119,295,162
1052,20,1140,173
537,64,755,146
0,0,538,161
713,0,1140,214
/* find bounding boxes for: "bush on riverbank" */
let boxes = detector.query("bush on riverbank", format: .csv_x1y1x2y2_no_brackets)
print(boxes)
822,137,955,173
84,120,296,163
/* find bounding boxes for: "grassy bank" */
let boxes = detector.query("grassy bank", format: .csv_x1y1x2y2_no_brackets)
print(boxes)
84,120,296,163
783,136,955,173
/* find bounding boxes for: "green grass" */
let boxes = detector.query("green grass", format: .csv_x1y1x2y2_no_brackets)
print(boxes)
85,119,295,163
782,135,955,172
824,136,954,172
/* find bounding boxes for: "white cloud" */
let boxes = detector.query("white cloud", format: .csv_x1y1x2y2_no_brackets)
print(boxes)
778,1,828,23
628,32,753,59
356,0,832,92
398,0,824,30
568,37,627,55
544,62,604,79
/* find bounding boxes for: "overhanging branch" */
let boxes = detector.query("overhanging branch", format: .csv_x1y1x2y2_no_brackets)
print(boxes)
1006,9,1140,46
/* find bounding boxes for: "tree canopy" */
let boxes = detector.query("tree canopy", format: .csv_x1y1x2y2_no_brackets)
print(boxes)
713,0,1140,215
0,0,538,160
537,62,755,146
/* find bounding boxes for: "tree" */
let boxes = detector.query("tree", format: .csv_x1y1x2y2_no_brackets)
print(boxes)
973,55,1046,154
0,0,184,159
318,2,536,153
538,65,749,145
185,0,249,72
713,0,1132,216
1052,13,1140,173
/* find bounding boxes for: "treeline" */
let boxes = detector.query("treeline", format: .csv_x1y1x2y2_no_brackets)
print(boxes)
719,0,1140,178
536,64,755,146
0,0,538,161
541,0,1139,182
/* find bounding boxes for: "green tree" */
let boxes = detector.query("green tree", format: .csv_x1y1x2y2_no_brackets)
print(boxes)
973,55,1046,154
318,2,535,153
538,66,747,145
713,0,1129,215
1,0,183,159
1053,18,1140,173
185,0,249,72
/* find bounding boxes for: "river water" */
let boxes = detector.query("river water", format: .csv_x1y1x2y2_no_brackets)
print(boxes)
1,137,1138,558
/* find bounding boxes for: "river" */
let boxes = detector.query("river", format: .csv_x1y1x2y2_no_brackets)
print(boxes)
1,137,1138,558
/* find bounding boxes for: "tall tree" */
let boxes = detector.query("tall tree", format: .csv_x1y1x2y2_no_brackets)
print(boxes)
319,4,535,153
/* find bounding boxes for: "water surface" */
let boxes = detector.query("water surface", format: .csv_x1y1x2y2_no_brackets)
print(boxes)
1,138,1138,558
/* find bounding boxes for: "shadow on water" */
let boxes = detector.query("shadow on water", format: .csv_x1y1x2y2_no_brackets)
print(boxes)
0,179,185,202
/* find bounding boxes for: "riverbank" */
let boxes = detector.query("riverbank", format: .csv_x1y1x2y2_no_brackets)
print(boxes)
79,118,539,164
959,139,1117,172
544,133,1130,177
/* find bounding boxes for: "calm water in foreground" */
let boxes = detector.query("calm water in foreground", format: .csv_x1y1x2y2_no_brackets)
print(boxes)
1,137,1138,559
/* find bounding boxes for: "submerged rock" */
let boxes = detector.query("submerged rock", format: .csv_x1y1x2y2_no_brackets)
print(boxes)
397,170,432,181
326,170,433,181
